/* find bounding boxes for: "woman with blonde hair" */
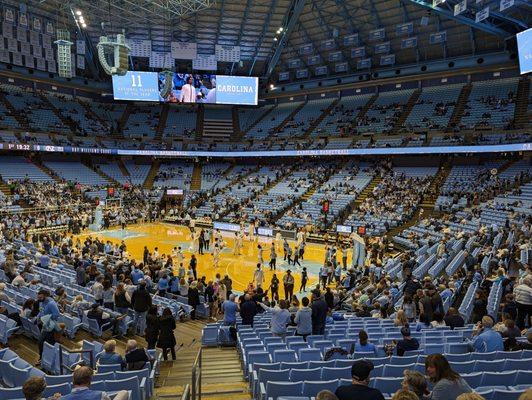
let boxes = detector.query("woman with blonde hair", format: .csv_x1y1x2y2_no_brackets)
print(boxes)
456,394,485,400
392,389,420,400
402,369,427,399
395,309,409,327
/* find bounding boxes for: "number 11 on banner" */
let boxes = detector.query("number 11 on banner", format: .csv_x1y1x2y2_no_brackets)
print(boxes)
131,74,143,87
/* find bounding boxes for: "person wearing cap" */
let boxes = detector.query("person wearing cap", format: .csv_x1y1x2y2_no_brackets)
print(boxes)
335,360,385,400
395,325,420,356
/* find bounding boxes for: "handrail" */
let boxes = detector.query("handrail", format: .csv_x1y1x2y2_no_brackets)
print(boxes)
58,345,94,374
190,347,202,400
181,384,191,400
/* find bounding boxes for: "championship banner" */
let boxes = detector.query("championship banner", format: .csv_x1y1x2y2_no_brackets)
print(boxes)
76,39,85,55
328,51,343,62
17,26,27,42
33,17,41,31
343,34,358,46
307,55,321,65
321,39,335,51
2,23,13,39
401,37,418,49
357,58,371,69
296,68,308,79
288,59,301,69
368,28,385,41
77,55,85,69
4,8,15,23
171,41,197,60
380,54,395,66
375,42,391,54
454,0,467,16
192,54,217,71
128,39,152,57
396,22,413,36
314,65,328,76
215,44,240,62
430,31,447,44
278,71,290,81
335,62,348,73
46,22,54,35
24,55,34,68
475,6,490,22
351,47,365,58
149,52,173,69
299,44,313,55
499,0,514,11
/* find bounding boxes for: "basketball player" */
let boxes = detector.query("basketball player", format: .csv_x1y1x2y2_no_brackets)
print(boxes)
234,231,243,255
213,244,220,268
269,242,277,270
257,244,264,266
275,231,283,252
253,263,264,288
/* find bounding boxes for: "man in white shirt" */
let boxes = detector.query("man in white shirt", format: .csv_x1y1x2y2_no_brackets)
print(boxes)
179,75,196,103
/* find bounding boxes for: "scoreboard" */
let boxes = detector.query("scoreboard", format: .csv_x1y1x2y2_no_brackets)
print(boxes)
112,71,160,101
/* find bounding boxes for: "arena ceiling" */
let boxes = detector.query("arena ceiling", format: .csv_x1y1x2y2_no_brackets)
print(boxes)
12,0,532,80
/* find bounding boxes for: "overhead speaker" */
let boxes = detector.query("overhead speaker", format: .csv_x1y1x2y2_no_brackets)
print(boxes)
97,33,130,75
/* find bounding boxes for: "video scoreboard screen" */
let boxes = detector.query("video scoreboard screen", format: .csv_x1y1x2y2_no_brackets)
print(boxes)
112,71,160,101
517,28,532,75
112,71,259,105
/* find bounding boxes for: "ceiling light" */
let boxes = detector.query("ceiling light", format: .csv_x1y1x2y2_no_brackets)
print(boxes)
76,10,82,16
270,84,275,89
81,23,87,28
279,27,283,31
273,37,278,41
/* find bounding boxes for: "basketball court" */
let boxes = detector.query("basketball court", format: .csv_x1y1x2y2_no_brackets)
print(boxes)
75,223,345,293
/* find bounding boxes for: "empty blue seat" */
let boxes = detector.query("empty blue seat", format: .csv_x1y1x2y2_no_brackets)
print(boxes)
45,374,74,385
288,342,309,354
449,361,475,374
0,386,24,400
390,356,418,366
424,344,445,354
447,343,471,354
372,377,402,394
514,370,532,386
461,372,483,389
313,340,334,354
445,353,471,362
475,360,502,373
267,343,288,354
298,348,322,362
322,367,351,380
286,336,305,345
254,369,290,398
106,377,142,400
307,336,325,347
472,351,497,361
487,389,524,400
503,358,532,371
273,350,297,363
302,379,338,397
97,363,123,373
290,368,321,382
281,362,308,370
264,337,284,346
480,371,516,387
383,363,416,377
262,381,304,400
496,351,523,360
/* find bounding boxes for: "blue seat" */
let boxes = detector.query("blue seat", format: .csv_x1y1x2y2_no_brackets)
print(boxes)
495,351,522,360
461,372,483,389
487,389,524,400
90,380,106,391
254,369,290,398
449,361,475,374
424,344,445,354
307,336,325,347
43,383,71,397
390,356,418,366
447,343,471,354
503,358,532,371
116,368,153,398
472,351,497,361
267,343,288,354
246,351,271,376
480,371,516,387
383,363,416,378
445,353,471,362
288,342,309,354
475,360,502,373
202,325,219,346
41,342,60,375
290,368,321,382
264,337,284,346
0,349,18,362
313,340,334,354
321,367,351,380
10,365,32,388
286,337,305,345
302,380,338,397
308,361,335,369
514,370,532,386
105,376,143,400
372,377,402,394
45,374,73,385
352,352,377,359
262,381,304,400
0,386,24,400
273,350,297,363
94,372,116,382
336,339,356,352
334,360,355,368
298,348,322,362
281,362,308,370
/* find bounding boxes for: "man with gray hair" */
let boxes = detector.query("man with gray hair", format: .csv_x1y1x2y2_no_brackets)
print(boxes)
222,293,238,326
469,316,504,352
